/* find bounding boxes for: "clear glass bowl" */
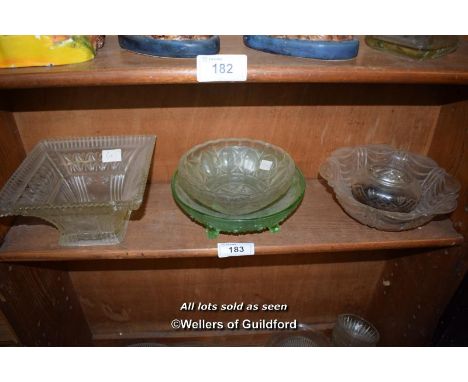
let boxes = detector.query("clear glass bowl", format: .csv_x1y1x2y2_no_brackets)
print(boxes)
332,314,380,347
177,139,296,215
0,135,156,246
319,145,460,231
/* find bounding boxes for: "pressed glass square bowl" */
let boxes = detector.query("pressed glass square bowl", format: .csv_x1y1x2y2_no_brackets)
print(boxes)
177,139,296,215
0,135,156,246
319,145,460,231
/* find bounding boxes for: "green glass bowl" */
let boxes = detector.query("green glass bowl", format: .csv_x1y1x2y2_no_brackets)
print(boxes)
172,167,306,238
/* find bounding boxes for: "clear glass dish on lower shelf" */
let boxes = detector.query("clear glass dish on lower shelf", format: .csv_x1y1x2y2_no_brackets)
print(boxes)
332,314,380,347
0,135,156,247
171,167,306,238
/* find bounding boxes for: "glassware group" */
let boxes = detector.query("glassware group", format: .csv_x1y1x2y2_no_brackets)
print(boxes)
0,137,460,246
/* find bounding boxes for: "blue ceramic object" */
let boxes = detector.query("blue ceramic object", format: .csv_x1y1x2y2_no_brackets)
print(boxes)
243,35,359,60
118,35,220,58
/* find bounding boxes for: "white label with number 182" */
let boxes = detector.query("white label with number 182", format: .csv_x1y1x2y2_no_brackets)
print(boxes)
217,243,255,258
197,55,247,82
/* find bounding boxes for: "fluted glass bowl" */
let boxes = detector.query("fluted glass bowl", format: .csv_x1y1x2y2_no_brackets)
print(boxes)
177,139,296,215
0,135,156,246
319,145,460,231
332,314,380,347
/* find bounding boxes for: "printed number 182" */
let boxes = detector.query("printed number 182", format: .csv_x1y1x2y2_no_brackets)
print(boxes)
213,63,233,74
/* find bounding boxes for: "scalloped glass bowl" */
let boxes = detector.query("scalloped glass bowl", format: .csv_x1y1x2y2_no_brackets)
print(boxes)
0,136,156,246
177,139,296,215
319,145,460,231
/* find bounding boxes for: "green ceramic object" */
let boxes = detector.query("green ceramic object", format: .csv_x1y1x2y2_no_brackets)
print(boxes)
172,167,306,238
365,36,458,60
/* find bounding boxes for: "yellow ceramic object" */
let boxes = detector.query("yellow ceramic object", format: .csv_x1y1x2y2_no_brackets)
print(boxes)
0,35,96,68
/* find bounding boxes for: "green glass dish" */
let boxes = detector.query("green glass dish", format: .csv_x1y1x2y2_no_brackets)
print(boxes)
365,36,459,60
172,167,306,238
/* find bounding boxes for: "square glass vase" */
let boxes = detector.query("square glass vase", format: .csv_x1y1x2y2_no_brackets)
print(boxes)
0,135,156,247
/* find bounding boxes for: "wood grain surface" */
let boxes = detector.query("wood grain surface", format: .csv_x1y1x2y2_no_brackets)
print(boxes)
367,246,466,346
0,309,18,345
0,262,92,345
68,251,388,341
428,100,468,240
12,85,441,182
0,36,467,88
0,112,26,244
0,180,462,262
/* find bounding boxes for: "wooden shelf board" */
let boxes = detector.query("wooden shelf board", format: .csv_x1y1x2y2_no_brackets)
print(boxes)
0,179,463,262
0,36,468,89
0,309,18,345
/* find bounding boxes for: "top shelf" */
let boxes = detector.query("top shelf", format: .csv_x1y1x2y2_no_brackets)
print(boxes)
0,36,468,89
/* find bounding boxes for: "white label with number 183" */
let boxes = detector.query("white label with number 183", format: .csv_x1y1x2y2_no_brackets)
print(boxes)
197,55,247,82
217,243,255,258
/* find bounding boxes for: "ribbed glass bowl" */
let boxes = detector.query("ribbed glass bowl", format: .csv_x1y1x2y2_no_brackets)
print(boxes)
319,145,460,231
177,139,296,215
332,314,380,347
0,135,156,246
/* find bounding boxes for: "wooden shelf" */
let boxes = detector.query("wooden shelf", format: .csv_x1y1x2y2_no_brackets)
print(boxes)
0,36,468,89
0,179,462,262
0,34,467,348
0,310,17,345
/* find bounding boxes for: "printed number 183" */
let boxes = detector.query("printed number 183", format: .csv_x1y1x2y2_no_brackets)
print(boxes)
229,246,244,253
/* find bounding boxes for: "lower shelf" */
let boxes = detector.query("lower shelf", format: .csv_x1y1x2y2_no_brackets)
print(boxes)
0,179,463,262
